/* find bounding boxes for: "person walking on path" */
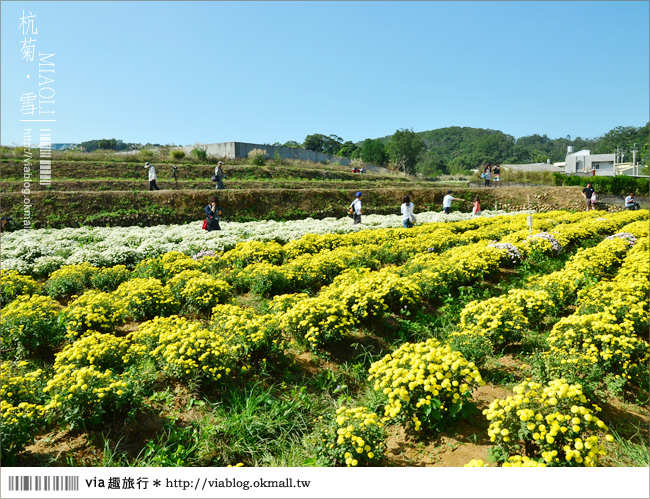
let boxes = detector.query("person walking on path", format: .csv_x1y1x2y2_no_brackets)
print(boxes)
443,190,465,214
350,191,363,224
492,164,501,187
625,192,641,210
214,161,225,190
205,197,223,231
401,195,416,228
583,182,596,211
472,196,481,217
145,162,160,191
483,164,492,187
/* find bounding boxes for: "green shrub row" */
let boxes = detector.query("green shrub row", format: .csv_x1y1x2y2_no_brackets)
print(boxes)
553,173,648,195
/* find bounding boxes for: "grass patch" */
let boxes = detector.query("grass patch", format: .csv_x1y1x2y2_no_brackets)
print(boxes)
604,429,649,467
198,383,315,466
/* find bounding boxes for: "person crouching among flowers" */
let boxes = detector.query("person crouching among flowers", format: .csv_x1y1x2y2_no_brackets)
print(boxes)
205,197,222,231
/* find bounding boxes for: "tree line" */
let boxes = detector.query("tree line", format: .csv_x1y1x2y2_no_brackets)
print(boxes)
273,130,426,175
289,123,648,176
80,122,648,177
78,138,164,152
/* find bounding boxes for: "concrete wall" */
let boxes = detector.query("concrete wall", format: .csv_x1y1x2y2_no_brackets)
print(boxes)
565,155,577,173
588,153,615,175
179,143,236,158
234,142,353,166
502,163,565,173
174,141,397,173
178,141,352,166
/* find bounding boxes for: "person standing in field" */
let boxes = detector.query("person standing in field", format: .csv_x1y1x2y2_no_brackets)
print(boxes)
401,195,415,228
214,161,225,190
472,196,481,216
583,182,595,211
492,164,501,187
145,162,160,191
350,191,363,224
443,190,464,214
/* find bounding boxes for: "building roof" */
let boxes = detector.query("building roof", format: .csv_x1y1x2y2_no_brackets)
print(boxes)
568,149,591,156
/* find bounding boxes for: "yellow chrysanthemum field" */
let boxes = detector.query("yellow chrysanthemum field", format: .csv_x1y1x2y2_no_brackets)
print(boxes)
1,209,648,468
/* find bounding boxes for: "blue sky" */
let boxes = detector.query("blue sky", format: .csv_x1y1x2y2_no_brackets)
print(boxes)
2,1,648,147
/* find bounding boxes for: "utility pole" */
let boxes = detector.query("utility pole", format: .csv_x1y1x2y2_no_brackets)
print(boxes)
632,143,637,175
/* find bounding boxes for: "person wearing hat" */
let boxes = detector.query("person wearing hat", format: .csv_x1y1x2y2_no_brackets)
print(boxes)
145,162,160,191
350,191,363,224
214,161,225,190
442,190,464,214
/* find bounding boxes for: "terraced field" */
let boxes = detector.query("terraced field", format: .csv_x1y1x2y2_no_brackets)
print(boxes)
1,156,592,228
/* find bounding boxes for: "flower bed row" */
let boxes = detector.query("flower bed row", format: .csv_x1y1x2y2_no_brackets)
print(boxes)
0,210,526,275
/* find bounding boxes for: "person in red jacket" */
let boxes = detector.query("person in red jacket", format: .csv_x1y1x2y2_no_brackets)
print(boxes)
472,196,481,216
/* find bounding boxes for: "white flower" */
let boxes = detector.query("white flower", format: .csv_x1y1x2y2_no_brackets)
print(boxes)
606,232,636,247
0,257,31,274
4,210,532,274
527,232,562,253
487,242,522,262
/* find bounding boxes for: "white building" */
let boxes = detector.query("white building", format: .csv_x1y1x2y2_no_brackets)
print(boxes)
565,149,616,176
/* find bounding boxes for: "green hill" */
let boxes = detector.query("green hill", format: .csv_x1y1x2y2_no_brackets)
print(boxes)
368,123,649,176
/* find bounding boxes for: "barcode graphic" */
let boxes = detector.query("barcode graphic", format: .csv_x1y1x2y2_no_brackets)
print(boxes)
8,476,79,491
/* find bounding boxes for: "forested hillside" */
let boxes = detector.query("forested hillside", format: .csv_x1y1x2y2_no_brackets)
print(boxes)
373,124,649,176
